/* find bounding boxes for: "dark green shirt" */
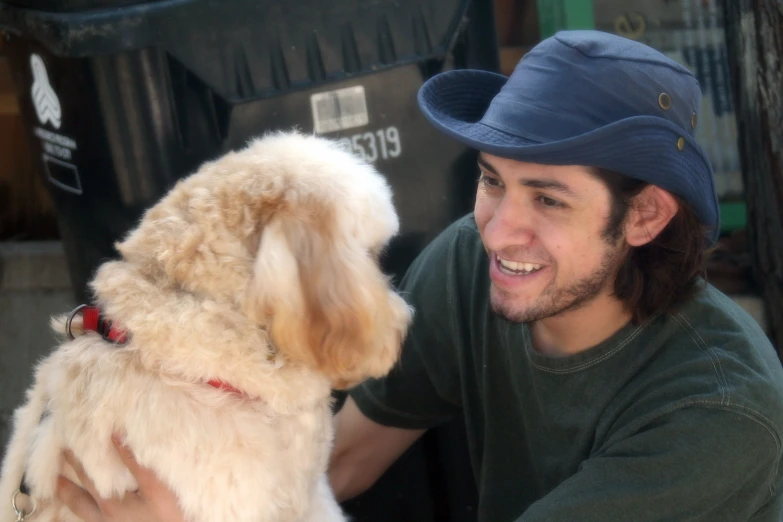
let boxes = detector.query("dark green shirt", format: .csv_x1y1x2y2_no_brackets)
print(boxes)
350,213,783,521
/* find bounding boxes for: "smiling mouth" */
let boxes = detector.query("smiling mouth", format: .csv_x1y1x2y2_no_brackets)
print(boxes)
497,255,543,276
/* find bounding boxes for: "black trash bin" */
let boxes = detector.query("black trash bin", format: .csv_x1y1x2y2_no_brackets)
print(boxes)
1,1,497,520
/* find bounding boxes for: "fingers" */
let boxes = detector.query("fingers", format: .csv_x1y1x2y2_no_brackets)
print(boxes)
56,475,102,522
62,449,101,502
109,435,186,521
111,434,152,491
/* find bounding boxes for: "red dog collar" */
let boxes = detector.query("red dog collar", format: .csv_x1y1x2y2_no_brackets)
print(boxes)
66,305,245,396
67,304,130,345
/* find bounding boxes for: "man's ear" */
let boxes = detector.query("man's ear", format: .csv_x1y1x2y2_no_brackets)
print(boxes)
624,186,679,247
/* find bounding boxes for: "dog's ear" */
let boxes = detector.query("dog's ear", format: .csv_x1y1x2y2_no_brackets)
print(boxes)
245,207,412,389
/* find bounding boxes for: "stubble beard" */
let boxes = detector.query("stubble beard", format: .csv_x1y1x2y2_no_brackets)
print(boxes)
489,243,625,324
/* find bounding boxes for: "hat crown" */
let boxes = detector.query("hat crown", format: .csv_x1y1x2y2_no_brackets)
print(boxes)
482,30,702,143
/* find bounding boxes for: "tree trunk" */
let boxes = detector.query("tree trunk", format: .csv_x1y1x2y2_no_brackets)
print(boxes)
722,0,783,355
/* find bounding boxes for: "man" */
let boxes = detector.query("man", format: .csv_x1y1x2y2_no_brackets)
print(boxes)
329,30,783,521
56,30,783,521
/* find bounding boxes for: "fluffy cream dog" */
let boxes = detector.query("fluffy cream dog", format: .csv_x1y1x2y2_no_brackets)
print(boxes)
0,131,413,522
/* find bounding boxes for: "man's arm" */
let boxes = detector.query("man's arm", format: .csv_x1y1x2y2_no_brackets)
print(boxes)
328,397,426,502
327,219,473,501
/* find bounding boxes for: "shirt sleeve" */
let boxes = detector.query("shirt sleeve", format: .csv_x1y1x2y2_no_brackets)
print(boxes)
348,221,471,430
516,405,783,522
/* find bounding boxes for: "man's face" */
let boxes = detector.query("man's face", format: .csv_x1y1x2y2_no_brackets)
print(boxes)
474,153,627,323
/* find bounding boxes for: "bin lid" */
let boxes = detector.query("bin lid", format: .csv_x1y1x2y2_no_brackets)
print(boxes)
0,0,487,103
2,0,161,12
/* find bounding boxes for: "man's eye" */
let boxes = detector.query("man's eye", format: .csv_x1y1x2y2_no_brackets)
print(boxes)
537,195,563,208
479,173,502,188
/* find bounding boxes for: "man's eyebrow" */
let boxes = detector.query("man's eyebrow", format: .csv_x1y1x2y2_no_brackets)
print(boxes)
521,179,579,198
478,154,579,199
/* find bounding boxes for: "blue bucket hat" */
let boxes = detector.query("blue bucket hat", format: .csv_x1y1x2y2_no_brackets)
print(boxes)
418,30,720,243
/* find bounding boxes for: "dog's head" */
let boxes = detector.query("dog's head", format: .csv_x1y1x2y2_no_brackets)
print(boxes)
112,131,412,389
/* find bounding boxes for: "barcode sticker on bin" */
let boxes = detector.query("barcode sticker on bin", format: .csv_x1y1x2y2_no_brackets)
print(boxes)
310,86,369,134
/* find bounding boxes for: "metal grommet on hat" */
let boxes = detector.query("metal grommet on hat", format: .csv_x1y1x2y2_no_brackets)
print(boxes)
677,137,685,150
691,113,698,129
658,93,672,110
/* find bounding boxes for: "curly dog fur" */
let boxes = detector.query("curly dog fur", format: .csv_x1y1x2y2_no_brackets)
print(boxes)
0,131,413,522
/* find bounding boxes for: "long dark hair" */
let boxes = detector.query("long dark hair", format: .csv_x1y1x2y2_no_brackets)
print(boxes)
593,168,713,324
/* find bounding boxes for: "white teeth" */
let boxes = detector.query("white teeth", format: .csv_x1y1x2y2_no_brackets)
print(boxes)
498,257,542,273
499,258,520,271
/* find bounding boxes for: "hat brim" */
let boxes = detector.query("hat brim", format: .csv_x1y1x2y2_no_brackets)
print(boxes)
417,69,720,242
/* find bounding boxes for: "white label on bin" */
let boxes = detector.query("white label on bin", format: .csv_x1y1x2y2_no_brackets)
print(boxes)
310,86,369,134
33,126,81,193
334,125,402,163
43,154,82,195
33,126,78,163
30,54,62,130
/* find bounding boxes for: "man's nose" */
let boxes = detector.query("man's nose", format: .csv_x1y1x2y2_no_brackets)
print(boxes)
483,196,535,250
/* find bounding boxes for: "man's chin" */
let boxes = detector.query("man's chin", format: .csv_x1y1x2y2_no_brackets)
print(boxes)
489,288,541,324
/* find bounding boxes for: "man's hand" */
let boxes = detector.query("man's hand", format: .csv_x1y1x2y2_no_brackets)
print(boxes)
56,435,188,522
